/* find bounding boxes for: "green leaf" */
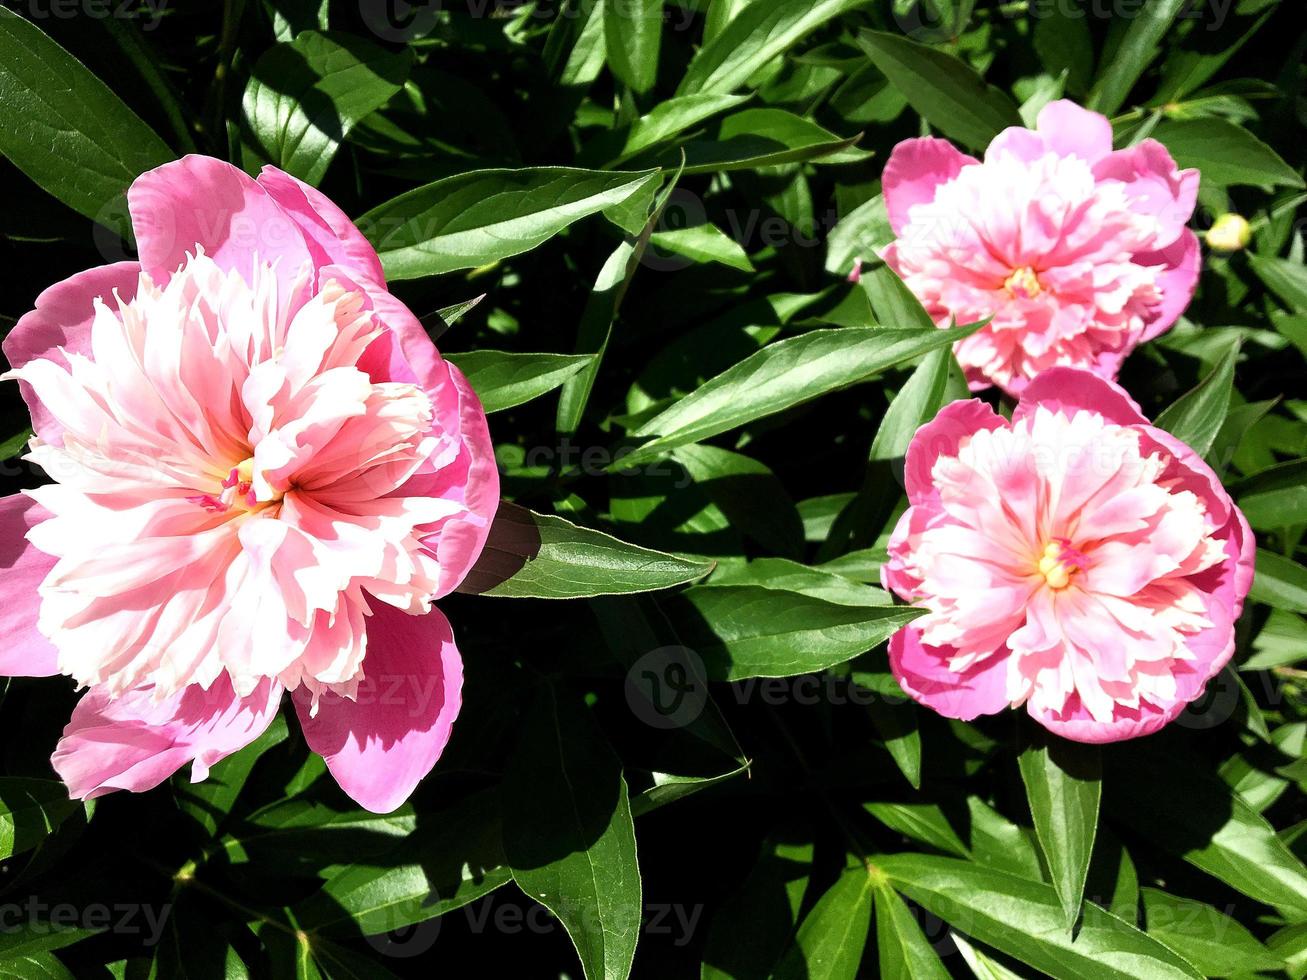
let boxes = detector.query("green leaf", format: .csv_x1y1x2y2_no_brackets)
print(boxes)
873,882,951,980
772,862,873,980
1153,119,1304,191
360,167,660,280
444,350,593,414
294,790,510,935
677,0,872,96
0,779,79,862
458,502,714,599
1017,731,1101,929
629,766,750,818
1108,744,1307,919
867,697,923,790
672,445,805,559
864,801,969,859
876,854,1203,980
855,30,1022,151
0,923,99,961
825,194,891,277
1153,338,1239,458
1233,458,1307,530
615,93,752,162
623,324,979,466
242,31,411,186
605,0,661,93
0,428,31,463
0,952,74,980
1250,549,1307,613
701,839,813,980
502,685,641,980
658,108,867,174
705,558,890,607
1249,253,1307,312
659,585,921,680
0,8,172,230
650,224,754,272
950,932,1027,980
176,714,288,836
1139,888,1284,977
1086,0,1187,116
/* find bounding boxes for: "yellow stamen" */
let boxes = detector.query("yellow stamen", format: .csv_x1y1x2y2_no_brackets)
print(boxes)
1037,541,1074,590
1004,266,1042,299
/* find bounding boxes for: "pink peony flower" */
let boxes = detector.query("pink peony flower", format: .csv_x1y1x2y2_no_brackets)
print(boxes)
1,156,498,812
881,368,1254,742
881,100,1200,396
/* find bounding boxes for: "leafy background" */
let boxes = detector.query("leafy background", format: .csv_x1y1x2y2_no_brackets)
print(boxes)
1,0,1306,977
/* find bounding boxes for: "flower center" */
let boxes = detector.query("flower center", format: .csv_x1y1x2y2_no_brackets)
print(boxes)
1036,538,1084,590
188,457,280,514
1004,266,1042,299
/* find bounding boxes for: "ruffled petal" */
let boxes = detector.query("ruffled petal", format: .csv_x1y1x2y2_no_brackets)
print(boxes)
0,494,59,677
1015,367,1148,427
3,262,140,445
1136,229,1201,343
51,676,282,800
293,603,463,813
256,166,386,286
889,626,1012,721
127,155,313,294
903,399,1005,505
881,137,977,236
1035,100,1115,163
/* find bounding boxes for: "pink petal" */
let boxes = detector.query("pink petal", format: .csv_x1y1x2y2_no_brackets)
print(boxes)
881,137,977,236
1035,100,1115,164
1135,229,1201,342
127,155,313,294
3,262,140,445
256,166,386,286
1027,692,1179,744
1093,139,1199,245
0,494,58,677
294,603,463,813
1014,368,1148,427
51,676,282,800
889,626,1011,721
904,399,1005,505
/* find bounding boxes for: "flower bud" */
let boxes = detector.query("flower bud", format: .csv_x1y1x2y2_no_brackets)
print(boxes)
1207,213,1251,253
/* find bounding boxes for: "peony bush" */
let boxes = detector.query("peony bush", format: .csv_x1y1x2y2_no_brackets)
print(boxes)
0,2,1304,978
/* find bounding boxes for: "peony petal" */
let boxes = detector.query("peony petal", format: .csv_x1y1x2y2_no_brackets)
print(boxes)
903,399,1005,504
1027,692,1178,744
889,626,1012,721
1014,367,1148,427
0,494,59,677
3,262,140,445
128,155,313,293
1135,229,1200,343
1092,139,1199,245
1035,100,1114,163
256,166,386,286
881,137,977,236
294,603,463,813
51,675,282,800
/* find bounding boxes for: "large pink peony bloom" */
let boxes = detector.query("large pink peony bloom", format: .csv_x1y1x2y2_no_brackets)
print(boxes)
0,156,498,812
881,368,1254,742
881,100,1200,396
